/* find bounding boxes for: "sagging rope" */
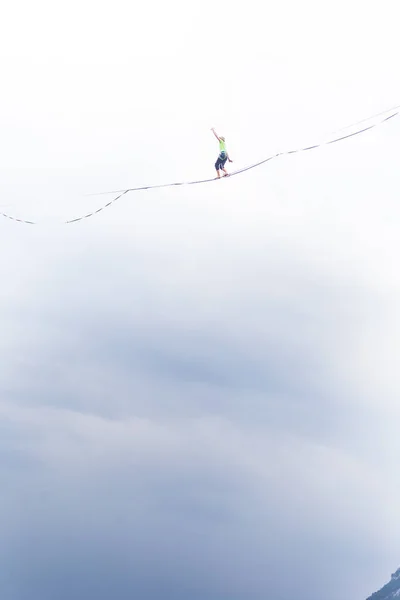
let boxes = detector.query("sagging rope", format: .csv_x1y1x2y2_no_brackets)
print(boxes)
1,108,398,226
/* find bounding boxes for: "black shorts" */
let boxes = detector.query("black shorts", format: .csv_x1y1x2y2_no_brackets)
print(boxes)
215,151,228,170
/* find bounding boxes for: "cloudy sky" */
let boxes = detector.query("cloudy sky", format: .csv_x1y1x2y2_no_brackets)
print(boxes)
1,1,400,598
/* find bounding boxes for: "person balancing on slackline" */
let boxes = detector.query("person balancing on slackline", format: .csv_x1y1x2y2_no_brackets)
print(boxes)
211,128,233,177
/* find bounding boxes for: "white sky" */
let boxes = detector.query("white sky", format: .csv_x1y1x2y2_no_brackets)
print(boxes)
1,1,400,599
0,0,399,221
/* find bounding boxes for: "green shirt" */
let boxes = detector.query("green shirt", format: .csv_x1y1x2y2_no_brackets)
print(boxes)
219,139,227,153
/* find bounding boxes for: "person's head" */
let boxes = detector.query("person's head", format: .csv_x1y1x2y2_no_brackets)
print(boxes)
220,136,225,142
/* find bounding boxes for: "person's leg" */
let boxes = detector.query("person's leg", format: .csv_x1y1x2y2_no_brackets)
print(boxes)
221,156,229,176
215,157,221,177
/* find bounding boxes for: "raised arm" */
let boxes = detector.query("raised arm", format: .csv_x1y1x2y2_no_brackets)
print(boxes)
211,127,221,141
